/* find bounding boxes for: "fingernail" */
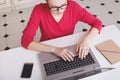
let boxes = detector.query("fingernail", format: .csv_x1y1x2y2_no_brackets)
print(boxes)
84,56,86,58
68,60,71,62
68,59,70,62
72,58,74,61
81,57,83,60
64,59,66,61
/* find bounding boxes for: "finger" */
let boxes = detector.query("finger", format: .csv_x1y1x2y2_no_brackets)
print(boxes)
66,50,74,57
75,45,79,53
65,51,74,61
64,49,74,61
61,55,67,61
63,54,71,62
60,52,67,61
62,51,71,62
81,48,85,59
78,47,82,58
84,48,89,58
84,50,87,58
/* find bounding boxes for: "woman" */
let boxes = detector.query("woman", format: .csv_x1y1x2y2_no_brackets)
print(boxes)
21,0,102,61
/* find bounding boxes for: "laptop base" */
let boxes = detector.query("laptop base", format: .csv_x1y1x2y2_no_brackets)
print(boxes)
60,69,101,80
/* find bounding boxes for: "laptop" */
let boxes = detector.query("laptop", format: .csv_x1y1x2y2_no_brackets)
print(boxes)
37,45,101,80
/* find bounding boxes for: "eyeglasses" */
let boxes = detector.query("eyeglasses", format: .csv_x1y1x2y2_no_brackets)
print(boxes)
49,3,68,11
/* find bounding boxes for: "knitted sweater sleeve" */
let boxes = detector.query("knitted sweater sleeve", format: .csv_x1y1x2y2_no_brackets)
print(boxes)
21,5,41,48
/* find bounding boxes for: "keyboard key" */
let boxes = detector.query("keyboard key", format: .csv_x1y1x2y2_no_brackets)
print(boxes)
44,53,95,76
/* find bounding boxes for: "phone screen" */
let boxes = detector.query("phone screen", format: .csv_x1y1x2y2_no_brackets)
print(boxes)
21,63,33,78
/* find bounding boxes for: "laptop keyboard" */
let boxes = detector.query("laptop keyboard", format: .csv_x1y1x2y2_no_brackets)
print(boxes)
44,53,95,76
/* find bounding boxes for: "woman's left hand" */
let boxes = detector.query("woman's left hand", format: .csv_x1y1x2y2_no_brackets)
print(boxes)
76,40,90,59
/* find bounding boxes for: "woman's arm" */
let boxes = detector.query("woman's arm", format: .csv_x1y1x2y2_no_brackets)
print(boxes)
28,41,56,53
73,1,102,59
28,41,74,61
76,27,99,59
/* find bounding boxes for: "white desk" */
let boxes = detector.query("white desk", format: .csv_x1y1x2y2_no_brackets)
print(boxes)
0,25,120,80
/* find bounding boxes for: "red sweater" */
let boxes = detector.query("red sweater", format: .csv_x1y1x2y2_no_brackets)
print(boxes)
21,0,102,48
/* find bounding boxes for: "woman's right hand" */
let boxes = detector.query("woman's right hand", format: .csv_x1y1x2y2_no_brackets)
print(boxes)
52,48,74,61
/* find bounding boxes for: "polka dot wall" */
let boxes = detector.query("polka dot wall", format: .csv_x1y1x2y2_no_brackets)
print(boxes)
0,0,120,51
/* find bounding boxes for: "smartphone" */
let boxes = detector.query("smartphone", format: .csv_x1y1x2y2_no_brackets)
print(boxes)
21,63,34,78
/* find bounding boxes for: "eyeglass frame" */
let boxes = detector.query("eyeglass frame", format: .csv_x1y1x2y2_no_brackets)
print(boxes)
49,3,69,11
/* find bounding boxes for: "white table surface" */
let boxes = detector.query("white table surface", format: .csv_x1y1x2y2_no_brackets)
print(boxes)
0,25,120,80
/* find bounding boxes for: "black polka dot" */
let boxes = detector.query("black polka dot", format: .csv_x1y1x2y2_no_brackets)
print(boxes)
4,34,9,38
2,14,7,17
3,23,8,27
86,6,90,9
20,20,25,23
93,15,97,17
115,0,119,3
108,11,113,14
82,28,87,32
4,47,10,50
18,11,23,14
102,25,105,27
117,21,120,24
100,3,105,6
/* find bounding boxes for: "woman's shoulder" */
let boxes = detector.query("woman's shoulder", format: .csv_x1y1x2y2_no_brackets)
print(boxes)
33,3,48,11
